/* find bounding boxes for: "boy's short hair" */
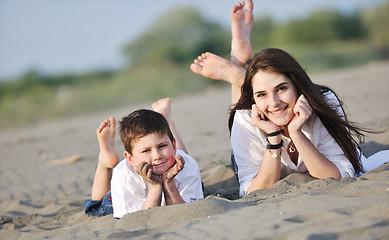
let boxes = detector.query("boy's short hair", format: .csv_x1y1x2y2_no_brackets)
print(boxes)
119,109,174,154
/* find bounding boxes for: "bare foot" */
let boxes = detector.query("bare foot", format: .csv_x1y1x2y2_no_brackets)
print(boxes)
152,98,173,126
190,52,245,87
231,0,253,67
96,117,119,168
152,98,188,154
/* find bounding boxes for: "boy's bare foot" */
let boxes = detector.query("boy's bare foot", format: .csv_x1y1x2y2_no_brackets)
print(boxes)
231,0,253,67
97,117,119,169
152,98,189,154
152,98,173,126
190,52,245,87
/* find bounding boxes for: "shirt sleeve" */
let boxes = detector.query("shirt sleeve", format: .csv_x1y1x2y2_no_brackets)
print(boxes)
324,90,345,119
230,110,266,197
314,92,356,178
174,150,204,202
314,118,355,178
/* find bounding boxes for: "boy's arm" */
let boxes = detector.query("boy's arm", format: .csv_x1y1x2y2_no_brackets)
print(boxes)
141,184,163,210
136,162,163,209
162,155,186,205
163,180,185,205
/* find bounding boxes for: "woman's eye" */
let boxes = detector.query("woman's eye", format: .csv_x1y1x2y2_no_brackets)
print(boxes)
256,93,265,98
278,86,287,92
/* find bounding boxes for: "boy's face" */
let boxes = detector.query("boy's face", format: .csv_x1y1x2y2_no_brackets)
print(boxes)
125,133,176,176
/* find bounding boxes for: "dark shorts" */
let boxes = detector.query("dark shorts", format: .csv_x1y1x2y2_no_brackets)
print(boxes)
84,191,113,217
231,151,238,177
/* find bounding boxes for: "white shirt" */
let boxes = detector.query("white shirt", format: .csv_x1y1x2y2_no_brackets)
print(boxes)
111,149,203,218
231,91,356,197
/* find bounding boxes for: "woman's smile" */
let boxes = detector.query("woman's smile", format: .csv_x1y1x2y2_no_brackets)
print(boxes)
252,70,297,126
269,105,288,115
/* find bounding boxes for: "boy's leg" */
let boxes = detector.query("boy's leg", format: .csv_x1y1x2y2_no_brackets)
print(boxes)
91,117,119,200
190,52,245,104
152,98,189,154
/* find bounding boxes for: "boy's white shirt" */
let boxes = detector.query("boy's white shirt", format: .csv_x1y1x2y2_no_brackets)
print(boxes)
111,149,203,218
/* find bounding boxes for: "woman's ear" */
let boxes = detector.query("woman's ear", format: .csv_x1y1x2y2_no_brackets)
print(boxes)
124,151,136,167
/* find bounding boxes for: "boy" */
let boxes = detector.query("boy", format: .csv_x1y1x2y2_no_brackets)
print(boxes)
84,98,203,218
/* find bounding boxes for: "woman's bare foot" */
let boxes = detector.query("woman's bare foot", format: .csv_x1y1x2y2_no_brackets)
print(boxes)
190,52,245,88
97,117,119,169
231,0,254,67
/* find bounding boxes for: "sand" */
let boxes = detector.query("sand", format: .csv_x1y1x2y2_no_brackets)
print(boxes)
1,61,389,239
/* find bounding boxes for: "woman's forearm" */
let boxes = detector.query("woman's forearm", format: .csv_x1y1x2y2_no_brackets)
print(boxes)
248,149,282,191
291,132,341,179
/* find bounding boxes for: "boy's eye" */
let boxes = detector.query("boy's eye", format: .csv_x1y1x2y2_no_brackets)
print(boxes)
141,149,150,153
159,144,167,149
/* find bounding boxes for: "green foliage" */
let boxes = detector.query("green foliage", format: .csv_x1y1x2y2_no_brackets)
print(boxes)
251,16,276,50
1,2,389,129
362,0,389,57
122,7,230,66
268,10,367,47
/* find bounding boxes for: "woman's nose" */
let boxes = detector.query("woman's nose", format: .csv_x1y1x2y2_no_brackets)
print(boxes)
269,93,280,106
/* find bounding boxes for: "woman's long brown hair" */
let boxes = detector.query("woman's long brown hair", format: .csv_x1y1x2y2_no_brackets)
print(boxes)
229,48,369,174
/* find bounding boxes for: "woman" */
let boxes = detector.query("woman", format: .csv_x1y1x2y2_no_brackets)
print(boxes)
229,48,369,196
190,1,387,197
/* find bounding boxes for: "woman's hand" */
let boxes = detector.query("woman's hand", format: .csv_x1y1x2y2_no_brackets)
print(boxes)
288,95,313,135
250,104,281,133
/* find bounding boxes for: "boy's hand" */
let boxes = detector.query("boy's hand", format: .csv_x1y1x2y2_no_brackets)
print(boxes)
162,155,185,182
136,162,162,185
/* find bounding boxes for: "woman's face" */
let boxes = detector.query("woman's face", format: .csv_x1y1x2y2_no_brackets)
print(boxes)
252,70,298,126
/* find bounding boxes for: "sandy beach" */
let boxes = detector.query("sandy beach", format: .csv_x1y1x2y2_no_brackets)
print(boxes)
1,61,389,239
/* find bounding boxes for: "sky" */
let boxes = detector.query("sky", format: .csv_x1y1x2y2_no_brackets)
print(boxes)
0,0,385,80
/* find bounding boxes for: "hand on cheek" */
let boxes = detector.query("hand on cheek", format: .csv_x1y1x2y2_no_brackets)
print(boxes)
250,104,280,133
162,155,185,182
288,95,313,134
136,162,162,185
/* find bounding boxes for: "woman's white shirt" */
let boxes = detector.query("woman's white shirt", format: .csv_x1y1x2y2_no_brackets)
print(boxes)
230,91,355,197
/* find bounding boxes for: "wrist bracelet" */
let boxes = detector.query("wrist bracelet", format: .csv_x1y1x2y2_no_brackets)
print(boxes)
269,148,282,159
266,129,284,137
266,139,283,149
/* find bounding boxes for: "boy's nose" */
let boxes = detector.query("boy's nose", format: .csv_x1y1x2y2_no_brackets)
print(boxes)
152,151,162,161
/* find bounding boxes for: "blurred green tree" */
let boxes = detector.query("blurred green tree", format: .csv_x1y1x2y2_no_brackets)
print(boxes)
271,10,366,46
122,7,230,66
362,0,389,58
251,16,276,50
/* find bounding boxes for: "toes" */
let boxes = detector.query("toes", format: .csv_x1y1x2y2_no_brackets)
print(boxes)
108,117,116,128
204,52,212,58
190,63,202,74
246,0,254,11
97,119,108,133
